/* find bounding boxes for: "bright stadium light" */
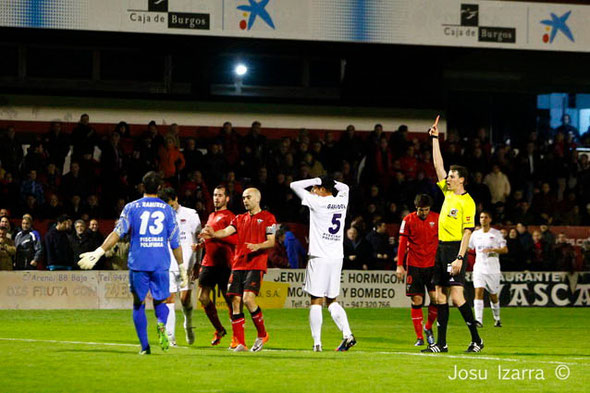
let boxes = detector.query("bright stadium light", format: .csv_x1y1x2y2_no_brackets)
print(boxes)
234,64,248,76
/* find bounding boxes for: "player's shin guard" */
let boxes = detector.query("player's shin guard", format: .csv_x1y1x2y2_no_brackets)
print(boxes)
411,305,424,340
425,304,438,330
310,304,323,346
436,303,449,347
154,301,170,325
231,313,246,345
458,303,481,344
133,303,149,351
328,302,352,338
166,303,176,341
250,307,267,338
204,302,224,332
491,302,500,322
474,299,484,324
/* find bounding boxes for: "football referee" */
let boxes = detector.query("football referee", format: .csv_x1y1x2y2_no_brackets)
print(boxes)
422,116,484,353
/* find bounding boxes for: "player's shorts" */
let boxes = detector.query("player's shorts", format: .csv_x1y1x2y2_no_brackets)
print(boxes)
406,265,435,296
198,265,231,290
472,271,502,294
433,241,466,287
169,268,195,293
227,270,264,296
303,257,342,299
129,269,170,302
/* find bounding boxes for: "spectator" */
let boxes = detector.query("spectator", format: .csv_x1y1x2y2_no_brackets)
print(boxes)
20,169,45,206
21,140,49,174
0,126,24,176
399,145,419,181
0,173,19,213
343,226,370,270
531,182,557,224
88,218,105,249
14,216,42,270
268,227,290,269
182,138,204,175
43,121,70,173
365,220,393,270
38,162,62,197
555,114,579,141
71,113,98,161
166,123,181,148
204,141,228,187
337,125,363,167
219,121,240,166
68,219,94,267
44,214,74,270
243,120,267,162
158,135,185,182
105,235,130,270
483,164,511,204
61,162,90,199
282,225,306,269
383,202,400,224
511,201,535,226
140,120,165,157
529,230,550,271
468,172,492,210
501,228,524,271
40,194,65,219
553,233,578,272
0,226,15,270
0,216,14,239
516,223,533,260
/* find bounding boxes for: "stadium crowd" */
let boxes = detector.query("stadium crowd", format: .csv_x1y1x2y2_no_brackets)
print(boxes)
1,114,590,272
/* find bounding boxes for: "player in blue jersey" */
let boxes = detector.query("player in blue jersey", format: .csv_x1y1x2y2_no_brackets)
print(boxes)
78,172,188,354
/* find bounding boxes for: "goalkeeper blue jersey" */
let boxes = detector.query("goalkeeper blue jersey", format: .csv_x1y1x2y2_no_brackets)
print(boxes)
115,196,180,271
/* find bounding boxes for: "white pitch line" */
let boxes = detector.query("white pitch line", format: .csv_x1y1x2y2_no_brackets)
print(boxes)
0,338,584,365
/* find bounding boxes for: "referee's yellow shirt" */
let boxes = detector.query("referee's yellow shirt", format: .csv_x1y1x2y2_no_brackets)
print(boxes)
437,179,476,242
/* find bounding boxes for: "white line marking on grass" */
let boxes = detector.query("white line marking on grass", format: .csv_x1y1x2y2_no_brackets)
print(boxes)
0,337,190,349
264,348,581,365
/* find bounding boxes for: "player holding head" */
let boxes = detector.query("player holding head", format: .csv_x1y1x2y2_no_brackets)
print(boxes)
290,176,356,352
396,194,439,346
158,187,202,346
468,211,508,328
422,116,483,354
78,171,187,354
197,185,238,347
200,187,275,352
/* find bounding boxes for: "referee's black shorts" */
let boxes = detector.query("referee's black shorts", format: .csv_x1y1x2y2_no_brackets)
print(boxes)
432,241,467,287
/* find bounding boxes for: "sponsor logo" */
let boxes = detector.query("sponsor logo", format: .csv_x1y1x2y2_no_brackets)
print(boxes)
449,208,459,218
429,221,435,228
236,0,275,31
127,0,210,30
442,4,516,44
540,11,574,44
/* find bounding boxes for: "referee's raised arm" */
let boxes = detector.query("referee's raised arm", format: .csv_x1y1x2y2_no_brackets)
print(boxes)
429,115,447,182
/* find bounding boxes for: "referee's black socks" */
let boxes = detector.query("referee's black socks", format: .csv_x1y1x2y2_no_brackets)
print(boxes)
436,304,449,347
458,302,481,344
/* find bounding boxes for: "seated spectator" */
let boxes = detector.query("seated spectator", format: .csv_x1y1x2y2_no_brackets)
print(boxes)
531,182,557,224
0,226,15,270
38,162,62,198
44,214,74,270
66,195,84,220
303,153,326,178
84,195,102,219
483,164,511,205
40,194,65,219
182,138,204,175
61,162,90,199
14,216,43,270
383,202,400,224
365,220,393,270
158,136,185,183
399,145,419,181
343,226,370,270
22,141,48,175
511,201,535,226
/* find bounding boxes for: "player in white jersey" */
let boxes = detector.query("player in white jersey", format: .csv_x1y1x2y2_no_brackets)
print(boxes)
468,211,508,328
290,176,356,352
159,188,202,345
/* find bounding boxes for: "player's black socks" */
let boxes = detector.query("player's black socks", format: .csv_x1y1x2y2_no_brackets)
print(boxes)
458,303,481,344
436,303,449,347
232,313,245,321
250,307,261,317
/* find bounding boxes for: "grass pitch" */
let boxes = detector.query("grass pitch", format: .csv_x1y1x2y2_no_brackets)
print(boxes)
0,308,588,393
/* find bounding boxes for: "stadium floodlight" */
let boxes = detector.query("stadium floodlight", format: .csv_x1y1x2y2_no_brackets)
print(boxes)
234,64,248,76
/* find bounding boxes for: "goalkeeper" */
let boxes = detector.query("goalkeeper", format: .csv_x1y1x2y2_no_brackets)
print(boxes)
78,171,187,355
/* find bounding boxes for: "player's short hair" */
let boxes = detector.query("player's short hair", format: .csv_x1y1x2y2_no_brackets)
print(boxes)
414,194,433,208
214,185,229,197
158,187,177,202
480,210,493,219
449,165,469,182
319,175,336,193
142,171,162,194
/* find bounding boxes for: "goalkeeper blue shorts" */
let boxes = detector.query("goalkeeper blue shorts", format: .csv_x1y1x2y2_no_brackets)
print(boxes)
129,269,170,302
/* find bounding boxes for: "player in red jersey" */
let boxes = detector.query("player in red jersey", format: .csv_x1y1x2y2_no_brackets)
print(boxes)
396,194,439,346
200,187,276,352
197,185,237,347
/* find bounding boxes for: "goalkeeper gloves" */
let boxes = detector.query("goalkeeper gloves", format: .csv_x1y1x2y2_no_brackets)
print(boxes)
179,264,189,289
78,247,106,270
